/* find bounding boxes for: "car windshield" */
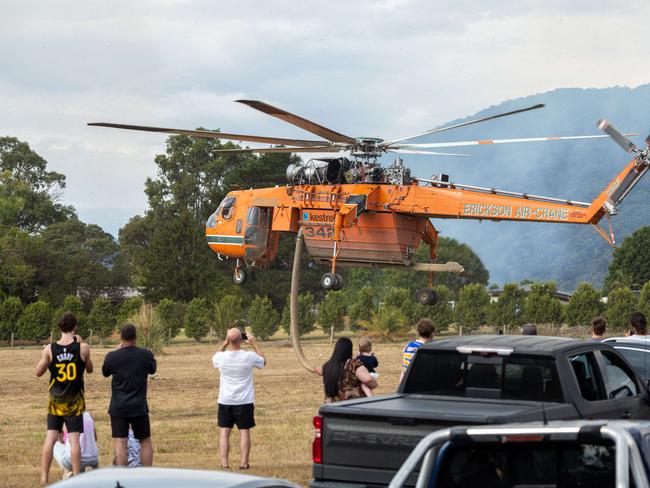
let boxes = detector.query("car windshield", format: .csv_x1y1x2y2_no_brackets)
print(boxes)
403,350,563,402
436,441,622,488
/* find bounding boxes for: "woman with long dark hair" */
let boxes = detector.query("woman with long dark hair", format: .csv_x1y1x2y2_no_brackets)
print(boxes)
322,337,377,402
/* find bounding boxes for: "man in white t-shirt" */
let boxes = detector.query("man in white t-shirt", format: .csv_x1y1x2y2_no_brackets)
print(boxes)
212,328,266,470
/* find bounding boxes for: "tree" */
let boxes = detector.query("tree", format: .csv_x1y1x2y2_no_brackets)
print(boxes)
639,281,650,321
369,307,408,337
564,283,604,326
605,287,638,330
156,298,185,340
213,295,245,339
184,297,211,342
0,137,73,232
604,226,650,292
348,286,374,329
317,291,346,333
281,292,316,337
0,296,22,340
87,297,116,343
522,282,563,325
454,284,490,330
247,295,279,340
487,283,524,328
17,300,52,341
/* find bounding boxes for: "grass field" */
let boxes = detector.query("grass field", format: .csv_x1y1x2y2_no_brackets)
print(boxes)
0,337,406,487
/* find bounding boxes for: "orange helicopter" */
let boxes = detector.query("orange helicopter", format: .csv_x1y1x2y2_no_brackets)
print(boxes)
90,101,649,304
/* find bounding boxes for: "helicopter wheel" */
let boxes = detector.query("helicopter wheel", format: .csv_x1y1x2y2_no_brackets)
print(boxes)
321,273,337,290
332,273,344,291
233,267,247,285
415,288,438,306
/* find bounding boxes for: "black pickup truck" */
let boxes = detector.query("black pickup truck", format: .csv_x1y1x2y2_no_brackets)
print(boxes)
311,335,650,488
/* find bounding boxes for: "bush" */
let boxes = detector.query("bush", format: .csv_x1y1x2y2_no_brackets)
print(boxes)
156,298,185,340
87,297,117,343
454,284,490,330
17,300,52,341
185,298,211,342
487,283,524,328
564,283,604,326
639,281,650,320
247,296,279,340
369,306,408,337
384,288,418,326
605,286,638,330
132,302,166,355
317,291,346,333
117,296,144,325
522,282,563,325
213,295,245,339
0,296,23,340
348,286,374,329
281,292,316,337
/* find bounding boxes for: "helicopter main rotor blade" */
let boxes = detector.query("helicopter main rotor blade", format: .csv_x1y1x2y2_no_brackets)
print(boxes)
236,100,356,144
87,123,329,147
214,146,344,154
597,119,638,153
388,148,469,157
394,133,636,149
389,103,545,145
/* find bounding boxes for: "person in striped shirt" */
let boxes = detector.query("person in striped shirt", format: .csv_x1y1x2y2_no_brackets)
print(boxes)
400,318,435,383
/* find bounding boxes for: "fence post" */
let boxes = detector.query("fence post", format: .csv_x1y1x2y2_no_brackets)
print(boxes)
10,332,14,348
89,330,93,347
330,326,334,344
459,325,463,336
50,331,53,344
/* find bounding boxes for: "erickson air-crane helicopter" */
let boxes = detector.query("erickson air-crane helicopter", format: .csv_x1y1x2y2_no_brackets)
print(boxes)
90,101,649,305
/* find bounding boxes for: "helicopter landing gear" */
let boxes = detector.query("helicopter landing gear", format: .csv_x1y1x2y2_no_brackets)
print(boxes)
415,288,438,305
321,272,344,291
233,261,246,285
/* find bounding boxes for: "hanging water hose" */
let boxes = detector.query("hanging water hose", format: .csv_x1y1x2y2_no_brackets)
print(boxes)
290,228,319,374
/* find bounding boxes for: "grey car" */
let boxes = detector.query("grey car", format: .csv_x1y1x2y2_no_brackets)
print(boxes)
49,467,301,488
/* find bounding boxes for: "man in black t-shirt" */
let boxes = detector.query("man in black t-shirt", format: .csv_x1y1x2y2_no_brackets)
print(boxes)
102,323,156,466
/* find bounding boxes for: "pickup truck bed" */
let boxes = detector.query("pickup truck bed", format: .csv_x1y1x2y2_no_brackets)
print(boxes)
312,335,650,488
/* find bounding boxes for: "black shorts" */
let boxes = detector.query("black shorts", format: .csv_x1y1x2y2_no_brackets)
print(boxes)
110,414,151,440
218,403,255,429
47,413,84,433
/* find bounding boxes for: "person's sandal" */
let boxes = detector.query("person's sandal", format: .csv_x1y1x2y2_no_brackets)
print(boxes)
221,465,231,470
239,464,250,470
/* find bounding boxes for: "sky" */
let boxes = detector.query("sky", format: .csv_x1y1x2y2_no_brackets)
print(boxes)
1,0,650,237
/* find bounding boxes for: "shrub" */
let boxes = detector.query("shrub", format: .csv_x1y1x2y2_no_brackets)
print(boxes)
87,297,116,343
281,292,316,337
348,286,374,329
317,291,346,333
17,300,52,341
132,302,166,355
247,295,279,340
185,298,211,342
117,296,144,325
522,282,563,325
156,298,185,340
213,295,245,339
0,296,23,340
454,284,490,330
605,286,638,330
564,283,604,326
369,306,408,337
416,285,454,329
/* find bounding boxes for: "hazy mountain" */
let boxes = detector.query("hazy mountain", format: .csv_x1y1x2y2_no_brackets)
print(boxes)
403,84,650,291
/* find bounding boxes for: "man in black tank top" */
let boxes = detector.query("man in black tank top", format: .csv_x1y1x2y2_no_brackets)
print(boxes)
36,312,93,485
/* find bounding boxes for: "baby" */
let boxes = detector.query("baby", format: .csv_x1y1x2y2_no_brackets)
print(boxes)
356,337,379,397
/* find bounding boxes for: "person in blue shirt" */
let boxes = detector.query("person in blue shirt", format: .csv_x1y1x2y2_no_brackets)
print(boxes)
400,318,435,383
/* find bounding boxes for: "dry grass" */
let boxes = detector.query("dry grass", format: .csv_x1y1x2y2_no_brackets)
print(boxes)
0,337,405,487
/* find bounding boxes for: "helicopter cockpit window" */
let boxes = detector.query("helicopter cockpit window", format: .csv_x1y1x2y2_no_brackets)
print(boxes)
246,207,260,226
217,196,236,220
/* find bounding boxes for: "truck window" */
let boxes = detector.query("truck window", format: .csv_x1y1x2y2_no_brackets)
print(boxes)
600,350,639,398
403,351,562,402
436,441,619,488
569,353,606,401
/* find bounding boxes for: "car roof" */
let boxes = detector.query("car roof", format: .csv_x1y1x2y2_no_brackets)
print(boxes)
49,467,300,488
423,334,589,354
604,336,650,348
